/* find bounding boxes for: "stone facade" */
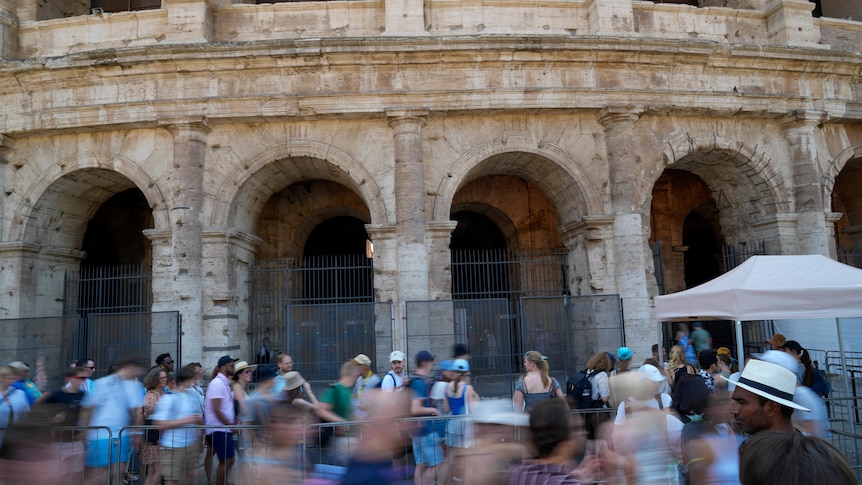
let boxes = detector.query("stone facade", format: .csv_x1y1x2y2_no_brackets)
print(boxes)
0,0,861,370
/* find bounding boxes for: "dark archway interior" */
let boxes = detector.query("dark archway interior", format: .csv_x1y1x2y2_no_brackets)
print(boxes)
450,211,509,300
303,216,369,256
450,211,507,251
81,188,152,267
682,206,722,288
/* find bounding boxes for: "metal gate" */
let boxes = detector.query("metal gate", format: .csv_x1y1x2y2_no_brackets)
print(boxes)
63,264,152,316
248,255,383,379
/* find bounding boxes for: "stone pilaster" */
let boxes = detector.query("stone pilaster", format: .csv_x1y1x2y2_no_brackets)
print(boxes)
383,0,428,37
0,0,18,60
780,110,830,256
200,227,262,366
366,223,400,353
559,216,615,296
825,212,843,258
0,242,84,319
152,118,209,363
753,213,799,254
0,134,13,242
765,0,821,47
163,0,215,44
426,221,458,301
599,106,655,358
586,0,635,36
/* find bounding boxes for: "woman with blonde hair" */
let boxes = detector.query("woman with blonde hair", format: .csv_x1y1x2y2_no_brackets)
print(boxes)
513,351,564,413
668,345,695,389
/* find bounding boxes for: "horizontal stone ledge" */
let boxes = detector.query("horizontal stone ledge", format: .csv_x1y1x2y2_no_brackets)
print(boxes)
202,314,239,320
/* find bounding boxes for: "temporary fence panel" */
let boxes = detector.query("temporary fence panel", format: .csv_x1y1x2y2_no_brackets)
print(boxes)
84,311,181,379
0,315,78,392
284,302,393,383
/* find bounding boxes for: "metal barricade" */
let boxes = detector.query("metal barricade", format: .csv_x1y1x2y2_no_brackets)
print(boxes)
0,425,111,485
826,396,862,479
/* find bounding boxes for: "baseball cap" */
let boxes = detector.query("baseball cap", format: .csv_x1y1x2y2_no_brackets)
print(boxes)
781,340,804,353
353,354,372,366
440,360,455,371
717,347,731,356
617,347,633,361
217,355,239,367
452,359,470,372
389,351,405,362
415,350,436,363
255,365,279,382
8,361,29,372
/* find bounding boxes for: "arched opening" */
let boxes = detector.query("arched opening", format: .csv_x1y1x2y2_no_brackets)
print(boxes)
833,157,862,268
682,204,722,288
301,215,372,303
450,210,509,300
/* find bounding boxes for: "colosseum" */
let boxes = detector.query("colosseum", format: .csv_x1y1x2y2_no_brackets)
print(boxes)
0,0,860,384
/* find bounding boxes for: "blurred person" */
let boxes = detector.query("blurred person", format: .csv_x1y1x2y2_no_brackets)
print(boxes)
8,361,42,405
140,367,169,485
151,366,205,485
666,374,710,484
690,322,712,358
409,350,445,485
273,353,319,405
236,401,305,485
582,351,613,440
342,389,413,484
752,350,827,438
698,349,719,392
615,347,633,375
652,343,668,368
242,366,283,447
183,362,206,412
765,333,786,351
721,359,809,436
429,360,455,408
352,353,380,419
504,399,602,485
458,399,531,485
71,358,96,394
644,357,672,394
231,360,257,421
669,344,696,390
79,357,145,485
283,371,316,411
779,340,829,397
204,355,238,485
0,402,74,484
381,351,407,392
316,360,363,466
716,348,735,378
0,365,31,447
739,431,856,485
611,367,677,485
442,359,480,483
452,344,470,362
154,353,175,392
682,384,741,485
676,325,697,365
513,351,564,413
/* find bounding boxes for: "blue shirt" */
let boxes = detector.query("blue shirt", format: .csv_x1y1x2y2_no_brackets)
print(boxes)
151,388,203,448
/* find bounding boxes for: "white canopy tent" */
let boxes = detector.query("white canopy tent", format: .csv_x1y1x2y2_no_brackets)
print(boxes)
654,254,862,447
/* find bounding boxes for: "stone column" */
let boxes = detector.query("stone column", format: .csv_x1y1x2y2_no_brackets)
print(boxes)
426,221,458,301
0,243,84,318
0,0,19,60
0,134,12,242
200,227,261,367
152,118,209,363
559,216,615,296
765,0,820,47
780,110,830,256
599,105,655,359
387,108,431,355
586,0,635,36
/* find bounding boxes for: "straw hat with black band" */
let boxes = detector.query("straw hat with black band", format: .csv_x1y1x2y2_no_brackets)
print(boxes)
719,359,809,412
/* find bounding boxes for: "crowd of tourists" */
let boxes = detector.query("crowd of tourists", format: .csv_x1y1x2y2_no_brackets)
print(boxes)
0,329,856,485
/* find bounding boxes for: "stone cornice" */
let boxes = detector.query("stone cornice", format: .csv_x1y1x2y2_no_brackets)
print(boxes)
202,227,264,252
0,242,85,260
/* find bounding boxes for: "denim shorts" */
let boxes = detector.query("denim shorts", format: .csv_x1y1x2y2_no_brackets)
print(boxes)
411,432,444,467
86,436,132,468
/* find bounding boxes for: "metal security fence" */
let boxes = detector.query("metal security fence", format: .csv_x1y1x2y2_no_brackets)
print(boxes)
405,295,624,398
721,240,767,272
0,315,79,392
64,265,153,317
451,248,569,301
839,246,862,269
283,302,393,382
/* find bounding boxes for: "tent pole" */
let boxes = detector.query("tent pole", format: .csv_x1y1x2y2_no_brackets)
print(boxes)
836,317,857,458
735,320,744,371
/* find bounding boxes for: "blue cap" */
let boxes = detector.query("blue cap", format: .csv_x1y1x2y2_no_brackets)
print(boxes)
617,347,633,361
606,352,616,366
453,359,470,372
415,350,436,363
440,360,455,371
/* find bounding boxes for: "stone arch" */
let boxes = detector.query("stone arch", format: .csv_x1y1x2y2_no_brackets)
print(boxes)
12,152,168,248
211,141,388,233
656,132,792,216
450,202,519,250
289,206,372,258
823,142,862,209
432,137,603,225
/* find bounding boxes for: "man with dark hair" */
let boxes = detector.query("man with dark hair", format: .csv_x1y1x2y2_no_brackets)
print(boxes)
410,350,444,485
70,358,95,394
155,353,175,391
204,355,238,485
697,349,718,392
724,359,809,436
151,366,204,485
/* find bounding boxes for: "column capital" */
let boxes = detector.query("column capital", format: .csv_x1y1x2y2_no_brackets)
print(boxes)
386,108,429,128
559,216,615,241
159,117,211,142
202,226,264,252
778,109,826,130
598,105,644,128
365,223,398,240
426,221,459,237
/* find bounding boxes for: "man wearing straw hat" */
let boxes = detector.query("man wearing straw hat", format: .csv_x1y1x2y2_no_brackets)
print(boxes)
723,359,809,436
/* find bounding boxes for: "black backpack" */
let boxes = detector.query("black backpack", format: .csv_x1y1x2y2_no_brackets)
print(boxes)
567,370,599,409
